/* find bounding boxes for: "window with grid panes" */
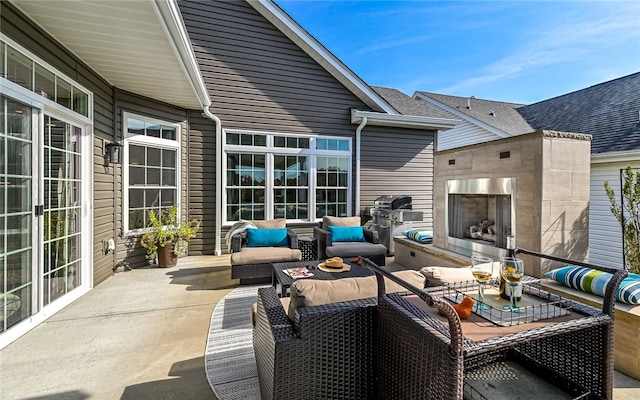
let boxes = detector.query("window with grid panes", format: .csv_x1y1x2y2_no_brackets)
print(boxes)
1,39,89,117
224,131,350,223
124,114,179,232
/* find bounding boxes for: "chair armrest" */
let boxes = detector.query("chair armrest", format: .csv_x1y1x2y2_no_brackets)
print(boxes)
287,228,299,249
363,228,379,244
253,287,298,400
254,287,297,341
313,226,332,260
231,233,243,253
376,293,464,399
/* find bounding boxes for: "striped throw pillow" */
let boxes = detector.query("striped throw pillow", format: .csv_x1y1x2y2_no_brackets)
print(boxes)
545,266,640,305
403,229,433,243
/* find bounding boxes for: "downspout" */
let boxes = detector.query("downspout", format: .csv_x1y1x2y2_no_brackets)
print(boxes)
153,0,223,255
355,116,368,216
203,106,223,256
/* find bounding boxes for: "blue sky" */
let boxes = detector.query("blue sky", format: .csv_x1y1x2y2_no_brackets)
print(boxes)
276,0,640,104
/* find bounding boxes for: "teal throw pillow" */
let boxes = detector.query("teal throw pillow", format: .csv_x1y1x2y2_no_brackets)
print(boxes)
545,266,640,305
328,225,365,242
246,228,288,247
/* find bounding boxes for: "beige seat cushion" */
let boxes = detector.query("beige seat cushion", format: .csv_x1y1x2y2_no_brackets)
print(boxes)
231,247,302,265
288,270,425,319
420,263,500,287
251,219,286,229
421,266,474,287
322,216,361,230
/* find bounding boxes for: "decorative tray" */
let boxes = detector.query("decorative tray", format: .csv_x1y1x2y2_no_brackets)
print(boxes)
443,280,573,327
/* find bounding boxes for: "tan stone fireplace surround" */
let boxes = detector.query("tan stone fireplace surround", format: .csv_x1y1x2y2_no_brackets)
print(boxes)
433,130,592,278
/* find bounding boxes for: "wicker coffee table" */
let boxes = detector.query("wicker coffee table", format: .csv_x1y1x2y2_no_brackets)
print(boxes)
272,259,373,297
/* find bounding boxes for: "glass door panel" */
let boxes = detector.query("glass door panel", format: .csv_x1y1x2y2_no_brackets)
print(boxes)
43,117,82,306
0,96,33,332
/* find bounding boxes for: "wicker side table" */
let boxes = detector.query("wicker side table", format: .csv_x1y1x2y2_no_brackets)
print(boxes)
298,237,318,261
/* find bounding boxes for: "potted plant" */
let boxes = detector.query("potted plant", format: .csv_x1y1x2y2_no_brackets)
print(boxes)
140,206,201,268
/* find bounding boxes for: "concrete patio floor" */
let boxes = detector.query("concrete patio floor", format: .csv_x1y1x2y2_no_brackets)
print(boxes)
1,255,639,399
1,255,235,400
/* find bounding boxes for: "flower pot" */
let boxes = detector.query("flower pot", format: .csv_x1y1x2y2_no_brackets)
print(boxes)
156,243,178,268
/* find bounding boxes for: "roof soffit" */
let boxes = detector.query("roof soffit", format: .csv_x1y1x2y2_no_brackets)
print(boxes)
351,109,458,130
11,0,204,110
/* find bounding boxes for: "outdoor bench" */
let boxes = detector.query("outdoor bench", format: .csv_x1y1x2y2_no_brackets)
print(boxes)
393,236,469,270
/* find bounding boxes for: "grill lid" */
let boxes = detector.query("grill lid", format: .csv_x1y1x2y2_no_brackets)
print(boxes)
374,195,412,210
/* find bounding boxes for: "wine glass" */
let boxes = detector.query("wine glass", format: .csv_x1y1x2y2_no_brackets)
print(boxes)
500,257,524,312
471,255,493,310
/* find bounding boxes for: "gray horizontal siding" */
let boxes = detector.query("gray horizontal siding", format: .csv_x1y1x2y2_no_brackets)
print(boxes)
186,111,217,255
179,0,370,135
589,162,640,269
180,0,379,255
360,126,436,230
179,0,439,254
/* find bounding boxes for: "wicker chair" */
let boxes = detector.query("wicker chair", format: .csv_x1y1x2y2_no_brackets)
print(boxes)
313,216,387,265
253,286,376,400
230,227,301,284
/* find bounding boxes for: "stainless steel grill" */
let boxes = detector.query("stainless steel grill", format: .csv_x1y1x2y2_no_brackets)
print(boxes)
370,195,423,255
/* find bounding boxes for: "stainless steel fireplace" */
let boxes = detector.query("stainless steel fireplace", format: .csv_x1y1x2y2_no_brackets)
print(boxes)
445,177,515,258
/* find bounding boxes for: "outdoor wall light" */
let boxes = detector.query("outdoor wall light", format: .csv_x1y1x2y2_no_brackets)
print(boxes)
106,142,123,164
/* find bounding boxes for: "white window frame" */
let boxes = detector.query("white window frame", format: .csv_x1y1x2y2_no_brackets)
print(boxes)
122,112,181,236
222,129,352,225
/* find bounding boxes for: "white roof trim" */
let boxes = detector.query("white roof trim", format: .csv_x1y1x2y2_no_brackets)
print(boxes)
152,0,211,109
413,92,513,138
12,0,204,110
351,109,458,130
251,0,397,114
591,150,640,164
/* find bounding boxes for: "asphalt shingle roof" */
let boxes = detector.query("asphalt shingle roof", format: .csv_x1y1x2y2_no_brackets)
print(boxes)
372,86,452,120
414,92,534,135
375,73,640,155
516,72,640,154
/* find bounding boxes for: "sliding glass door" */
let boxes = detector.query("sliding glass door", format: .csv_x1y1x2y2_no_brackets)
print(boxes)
1,95,85,334
43,116,82,306
1,96,34,332
1,39,92,345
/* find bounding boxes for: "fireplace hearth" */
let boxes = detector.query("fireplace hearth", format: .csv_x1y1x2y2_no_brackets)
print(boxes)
446,177,514,258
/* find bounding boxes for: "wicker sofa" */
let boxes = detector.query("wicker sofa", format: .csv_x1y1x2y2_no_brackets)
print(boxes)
230,219,302,284
365,252,623,400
